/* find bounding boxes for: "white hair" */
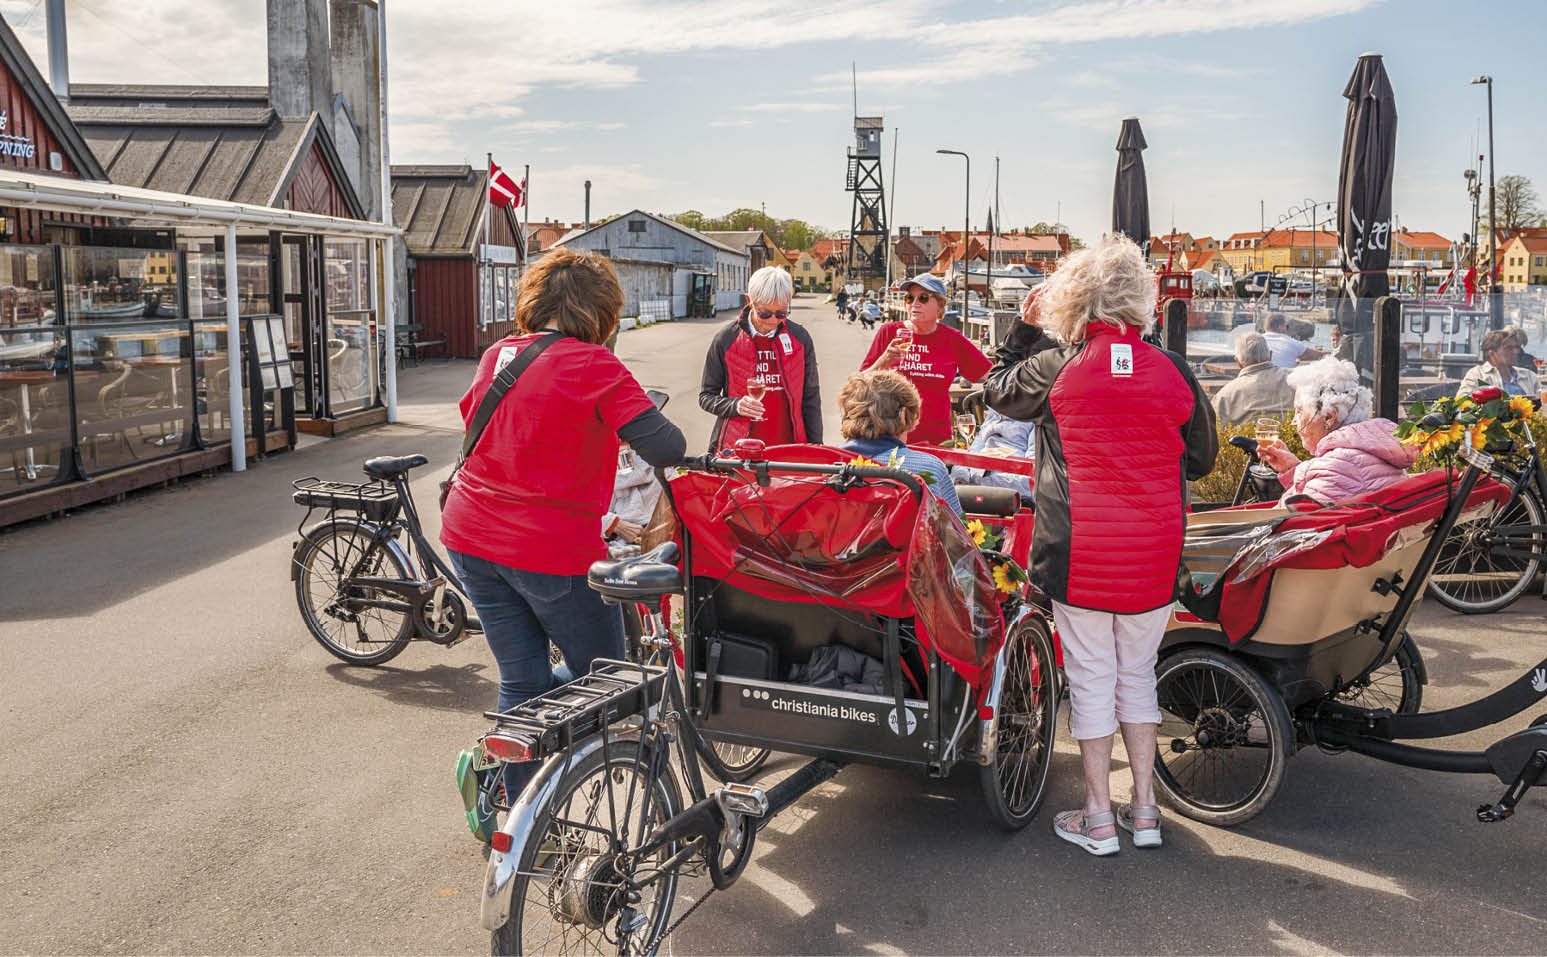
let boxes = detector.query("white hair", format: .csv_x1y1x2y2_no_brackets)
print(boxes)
1287,356,1372,427
1235,331,1272,367
1038,235,1156,345
746,266,792,307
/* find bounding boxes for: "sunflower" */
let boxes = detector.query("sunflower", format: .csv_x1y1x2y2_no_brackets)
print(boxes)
1472,418,1494,448
848,455,880,467
1510,396,1536,419
1420,422,1464,456
992,563,1018,594
966,518,987,547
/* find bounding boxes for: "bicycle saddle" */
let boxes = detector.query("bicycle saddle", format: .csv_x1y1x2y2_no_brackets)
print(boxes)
363,453,429,479
588,542,683,602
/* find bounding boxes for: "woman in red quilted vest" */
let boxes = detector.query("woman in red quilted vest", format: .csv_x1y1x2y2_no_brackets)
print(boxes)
699,266,822,453
985,236,1217,856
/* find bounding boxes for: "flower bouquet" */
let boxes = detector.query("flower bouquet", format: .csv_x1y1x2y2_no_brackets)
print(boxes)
1395,386,1536,464
967,518,1028,600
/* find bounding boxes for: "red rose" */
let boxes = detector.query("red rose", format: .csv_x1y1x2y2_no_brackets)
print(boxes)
1471,387,1504,403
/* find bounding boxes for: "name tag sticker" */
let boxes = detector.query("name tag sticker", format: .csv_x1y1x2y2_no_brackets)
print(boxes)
1110,343,1133,376
779,333,793,355
494,345,518,374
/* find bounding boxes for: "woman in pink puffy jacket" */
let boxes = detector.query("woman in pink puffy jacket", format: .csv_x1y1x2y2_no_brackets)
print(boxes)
1256,356,1418,505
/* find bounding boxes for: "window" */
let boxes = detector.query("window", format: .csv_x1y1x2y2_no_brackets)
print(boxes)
628,219,646,233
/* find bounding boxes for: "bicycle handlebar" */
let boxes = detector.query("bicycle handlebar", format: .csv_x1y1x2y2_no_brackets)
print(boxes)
677,455,925,499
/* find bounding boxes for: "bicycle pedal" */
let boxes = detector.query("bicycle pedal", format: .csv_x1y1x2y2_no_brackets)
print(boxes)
715,782,768,819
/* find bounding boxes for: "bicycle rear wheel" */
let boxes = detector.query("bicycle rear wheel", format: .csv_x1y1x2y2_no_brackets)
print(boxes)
294,519,414,665
494,739,682,956
1427,488,1543,614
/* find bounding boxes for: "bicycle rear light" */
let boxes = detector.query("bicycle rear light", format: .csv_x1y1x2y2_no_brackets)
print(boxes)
481,732,536,763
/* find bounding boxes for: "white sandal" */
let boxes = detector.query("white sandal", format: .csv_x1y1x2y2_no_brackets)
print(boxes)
1053,809,1119,856
1116,803,1163,848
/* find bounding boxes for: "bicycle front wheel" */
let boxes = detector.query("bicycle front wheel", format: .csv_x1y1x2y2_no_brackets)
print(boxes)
294,519,414,665
1427,488,1543,614
494,739,683,956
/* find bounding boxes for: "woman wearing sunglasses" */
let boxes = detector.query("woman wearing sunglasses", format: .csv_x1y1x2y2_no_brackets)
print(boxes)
699,266,823,452
862,272,991,445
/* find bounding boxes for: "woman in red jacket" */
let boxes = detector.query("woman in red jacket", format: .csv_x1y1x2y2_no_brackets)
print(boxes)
985,237,1216,856
862,272,990,445
443,249,685,841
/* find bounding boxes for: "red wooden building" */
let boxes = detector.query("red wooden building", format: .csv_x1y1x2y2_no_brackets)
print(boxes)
390,165,525,359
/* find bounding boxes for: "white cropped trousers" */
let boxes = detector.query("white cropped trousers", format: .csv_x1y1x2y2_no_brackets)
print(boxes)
1052,601,1171,741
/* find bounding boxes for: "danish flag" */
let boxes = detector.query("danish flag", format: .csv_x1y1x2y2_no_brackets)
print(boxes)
489,162,524,208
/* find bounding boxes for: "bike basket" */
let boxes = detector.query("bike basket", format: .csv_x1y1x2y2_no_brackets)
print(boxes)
291,477,401,522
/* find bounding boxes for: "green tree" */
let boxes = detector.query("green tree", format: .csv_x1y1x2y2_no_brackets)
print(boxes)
673,210,708,230
1497,175,1542,231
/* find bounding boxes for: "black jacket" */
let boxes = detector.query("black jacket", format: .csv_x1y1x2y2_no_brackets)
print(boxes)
699,310,822,452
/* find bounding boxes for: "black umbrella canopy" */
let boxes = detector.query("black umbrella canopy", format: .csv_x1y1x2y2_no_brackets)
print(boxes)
1336,52,1397,330
1112,117,1150,255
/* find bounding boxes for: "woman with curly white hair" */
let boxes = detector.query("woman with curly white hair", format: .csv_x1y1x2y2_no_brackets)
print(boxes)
1255,356,1418,505
984,235,1216,856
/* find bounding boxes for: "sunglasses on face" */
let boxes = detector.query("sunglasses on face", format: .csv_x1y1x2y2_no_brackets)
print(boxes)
907,294,935,304
756,309,788,320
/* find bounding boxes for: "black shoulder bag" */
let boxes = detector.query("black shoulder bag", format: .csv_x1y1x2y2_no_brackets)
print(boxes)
439,331,562,509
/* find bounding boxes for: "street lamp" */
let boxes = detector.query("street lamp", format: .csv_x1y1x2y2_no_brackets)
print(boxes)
1471,74,1497,326
937,149,969,331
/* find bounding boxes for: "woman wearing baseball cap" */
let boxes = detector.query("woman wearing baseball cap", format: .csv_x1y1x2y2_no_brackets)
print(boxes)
860,272,990,445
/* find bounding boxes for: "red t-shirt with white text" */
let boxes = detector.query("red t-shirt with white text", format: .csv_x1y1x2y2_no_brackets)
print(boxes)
861,321,991,445
746,332,796,445
439,334,656,575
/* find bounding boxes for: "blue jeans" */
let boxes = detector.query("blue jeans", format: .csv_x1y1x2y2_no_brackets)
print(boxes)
448,550,625,797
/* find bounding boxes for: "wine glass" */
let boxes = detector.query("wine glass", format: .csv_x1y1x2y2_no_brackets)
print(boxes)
955,413,978,446
1254,416,1282,459
744,375,766,421
895,323,914,349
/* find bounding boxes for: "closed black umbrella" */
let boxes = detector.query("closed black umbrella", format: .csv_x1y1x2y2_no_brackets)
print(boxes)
1336,52,1397,347
1112,117,1150,256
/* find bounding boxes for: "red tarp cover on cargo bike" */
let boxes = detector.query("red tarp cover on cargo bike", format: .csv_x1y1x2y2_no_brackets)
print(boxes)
1188,470,1510,643
667,444,1006,687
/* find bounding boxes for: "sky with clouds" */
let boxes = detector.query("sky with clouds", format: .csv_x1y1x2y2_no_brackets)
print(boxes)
4,0,1544,245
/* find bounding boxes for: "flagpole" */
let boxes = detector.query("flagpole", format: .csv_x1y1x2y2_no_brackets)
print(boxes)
522,164,530,282
485,152,493,330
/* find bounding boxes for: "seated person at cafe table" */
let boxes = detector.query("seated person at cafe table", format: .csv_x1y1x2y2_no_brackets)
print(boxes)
1210,332,1295,427
699,266,822,452
1262,312,1326,368
1458,329,1540,399
838,369,963,518
862,272,991,445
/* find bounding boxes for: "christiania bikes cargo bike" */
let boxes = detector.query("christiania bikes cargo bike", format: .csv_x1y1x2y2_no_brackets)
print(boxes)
470,441,1057,955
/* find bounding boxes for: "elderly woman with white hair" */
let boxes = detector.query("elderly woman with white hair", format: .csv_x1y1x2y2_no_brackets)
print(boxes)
985,235,1216,857
1255,356,1418,505
699,265,822,451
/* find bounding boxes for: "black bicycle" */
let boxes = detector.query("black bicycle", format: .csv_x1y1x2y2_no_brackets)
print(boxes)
1426,414,1547,613
291,454,477,665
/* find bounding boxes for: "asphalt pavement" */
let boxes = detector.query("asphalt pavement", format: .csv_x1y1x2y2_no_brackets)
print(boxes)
3,296,1546,955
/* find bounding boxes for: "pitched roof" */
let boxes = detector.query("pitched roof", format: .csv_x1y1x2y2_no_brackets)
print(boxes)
1507,234,1547,255
68,86,364,216
810,238,847,259
390,164,524,258
701,229,770,254
1397,230,1451,249
1258,229,1337,248
1496,226,1547,244
554,209,745,256
0,17,107,180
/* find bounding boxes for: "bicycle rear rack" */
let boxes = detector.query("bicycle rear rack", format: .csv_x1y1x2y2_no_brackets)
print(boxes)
292,476,401,523
483,659,667,764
